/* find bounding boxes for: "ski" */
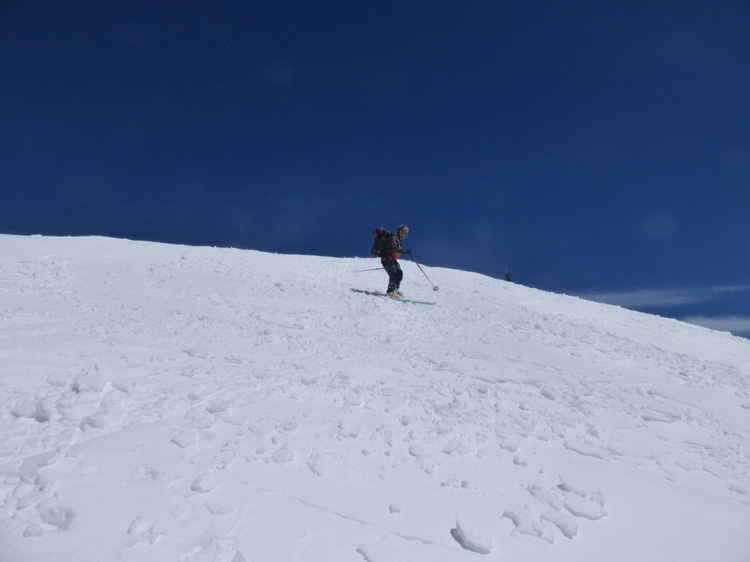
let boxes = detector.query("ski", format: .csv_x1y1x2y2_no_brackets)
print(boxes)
350,288,436,305
386,295,436,305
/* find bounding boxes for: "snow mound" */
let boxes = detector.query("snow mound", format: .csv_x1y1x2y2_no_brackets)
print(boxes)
1,234,749,562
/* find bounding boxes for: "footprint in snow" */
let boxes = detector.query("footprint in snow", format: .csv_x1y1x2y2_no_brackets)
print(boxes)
191,474,220,493
504,477,607,543
270,447,295,463
180,535,247,562
10,400,50,423
38,502,75,531
307,452,340,477
127,516,167,546
503,509,555,544
557,475,607,520
171,431,197,448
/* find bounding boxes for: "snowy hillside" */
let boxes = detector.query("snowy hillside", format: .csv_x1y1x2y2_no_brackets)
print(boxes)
1,234,749,562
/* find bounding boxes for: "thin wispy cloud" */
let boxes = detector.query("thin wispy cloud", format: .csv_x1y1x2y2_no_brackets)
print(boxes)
580,285,750,310
580,287,710,309
711,285,750,295
683,316,750,337
579,285,750,339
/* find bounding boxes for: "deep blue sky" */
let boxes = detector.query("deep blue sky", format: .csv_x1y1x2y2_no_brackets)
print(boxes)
2,1,749,336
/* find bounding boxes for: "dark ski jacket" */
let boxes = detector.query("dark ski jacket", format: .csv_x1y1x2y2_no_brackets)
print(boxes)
381,233,404,263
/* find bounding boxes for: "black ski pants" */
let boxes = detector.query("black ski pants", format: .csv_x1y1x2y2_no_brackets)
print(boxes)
382,260,403,293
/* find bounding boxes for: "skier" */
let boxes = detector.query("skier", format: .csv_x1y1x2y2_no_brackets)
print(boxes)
381,224,411,297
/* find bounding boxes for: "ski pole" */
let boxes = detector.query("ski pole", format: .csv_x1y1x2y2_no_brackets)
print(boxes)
356,267,384,272
411,256,439,291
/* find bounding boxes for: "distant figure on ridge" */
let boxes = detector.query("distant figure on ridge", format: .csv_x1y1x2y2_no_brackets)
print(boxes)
381,225,411,298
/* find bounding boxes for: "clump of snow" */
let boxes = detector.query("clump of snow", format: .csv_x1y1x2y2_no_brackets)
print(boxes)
1,234,749,562
451,516,493,554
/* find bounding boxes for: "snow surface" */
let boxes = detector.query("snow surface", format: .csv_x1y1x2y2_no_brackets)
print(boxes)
1,234,749,562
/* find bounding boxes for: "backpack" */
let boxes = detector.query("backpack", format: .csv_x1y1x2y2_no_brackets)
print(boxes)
370,227,392,257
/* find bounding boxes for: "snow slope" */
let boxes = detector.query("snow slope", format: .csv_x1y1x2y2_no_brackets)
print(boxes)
1,234,749,562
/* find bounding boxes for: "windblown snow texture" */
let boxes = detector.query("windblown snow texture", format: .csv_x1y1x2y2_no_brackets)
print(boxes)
1,235,749,562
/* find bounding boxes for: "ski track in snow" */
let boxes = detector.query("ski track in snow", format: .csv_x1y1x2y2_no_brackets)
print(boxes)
1,235,749,562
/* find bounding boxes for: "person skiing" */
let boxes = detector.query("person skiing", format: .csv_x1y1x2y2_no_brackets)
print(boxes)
381,224,411,297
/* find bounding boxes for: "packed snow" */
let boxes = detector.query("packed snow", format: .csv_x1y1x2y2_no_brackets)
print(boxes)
1,234,749,562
